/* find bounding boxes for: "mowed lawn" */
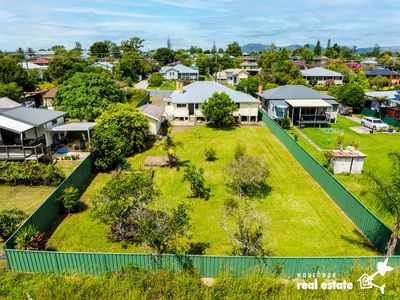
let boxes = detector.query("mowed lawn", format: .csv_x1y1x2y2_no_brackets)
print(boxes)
297,115,400,227
47,126,376,256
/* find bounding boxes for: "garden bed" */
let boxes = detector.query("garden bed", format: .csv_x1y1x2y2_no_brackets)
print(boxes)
47,126,376,256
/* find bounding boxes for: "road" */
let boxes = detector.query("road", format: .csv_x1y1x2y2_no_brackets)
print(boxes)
134,80,148,90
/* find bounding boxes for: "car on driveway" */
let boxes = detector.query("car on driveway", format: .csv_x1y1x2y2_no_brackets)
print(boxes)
360,117,389,131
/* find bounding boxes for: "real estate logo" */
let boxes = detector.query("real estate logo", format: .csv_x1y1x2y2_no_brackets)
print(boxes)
357,257,393,295
297,258,393,295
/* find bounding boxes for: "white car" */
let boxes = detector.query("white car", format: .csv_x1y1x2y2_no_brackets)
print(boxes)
361,117,389,131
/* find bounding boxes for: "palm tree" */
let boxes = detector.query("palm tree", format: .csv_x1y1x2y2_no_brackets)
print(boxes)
373,96,388,119
364,151,400,255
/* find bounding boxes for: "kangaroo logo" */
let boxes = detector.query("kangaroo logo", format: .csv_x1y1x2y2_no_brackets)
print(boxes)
357,258,393,294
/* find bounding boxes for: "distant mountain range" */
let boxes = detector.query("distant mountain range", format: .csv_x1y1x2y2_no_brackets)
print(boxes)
241,43,400,55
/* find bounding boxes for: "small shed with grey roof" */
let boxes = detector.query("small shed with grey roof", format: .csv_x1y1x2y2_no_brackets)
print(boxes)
138,104,165,135
257,85,339,126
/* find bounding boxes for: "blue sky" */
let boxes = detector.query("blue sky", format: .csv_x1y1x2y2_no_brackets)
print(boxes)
1,0,399,51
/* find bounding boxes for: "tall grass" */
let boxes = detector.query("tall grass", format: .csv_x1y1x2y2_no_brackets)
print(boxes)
0,267,399,299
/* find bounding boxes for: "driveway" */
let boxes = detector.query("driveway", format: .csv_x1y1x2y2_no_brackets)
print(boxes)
350,126,371,134
134,80,148,90
344,115,362,124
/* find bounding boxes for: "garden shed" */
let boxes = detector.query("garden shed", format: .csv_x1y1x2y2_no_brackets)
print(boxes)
330,150,367,174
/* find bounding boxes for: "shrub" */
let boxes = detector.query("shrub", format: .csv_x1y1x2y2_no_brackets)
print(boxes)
58,186,84,213
0,161,64,186
204,147,217,161
148,72,164,87
0,209,27,240
182,165,211,200
276,114,291,129
234,143,247,160
14,225,47,250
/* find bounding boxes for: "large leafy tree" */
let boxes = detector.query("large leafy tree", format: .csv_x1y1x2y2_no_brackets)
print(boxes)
349,71,370,90
236,76,262,94
153,47,175,66
226,42,242,57
90,103,149,170
0,82,23,100
54,73,126,121
195,53,213,75
47,57,88,84
338,85,365,111
364,152,400,255
120,37,144,53
89,41,110,58
0,57,36,91
113,51,146,83
201,92,238,128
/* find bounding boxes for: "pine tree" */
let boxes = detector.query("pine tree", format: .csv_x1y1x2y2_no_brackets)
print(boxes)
327,39,331,49
314,40,322,55
167,36,171,49
212,41,217,53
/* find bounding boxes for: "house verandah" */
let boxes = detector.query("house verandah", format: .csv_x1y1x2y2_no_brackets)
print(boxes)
285,100,335,126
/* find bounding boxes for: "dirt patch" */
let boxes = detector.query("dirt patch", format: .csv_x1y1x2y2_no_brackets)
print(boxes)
144,156,169,167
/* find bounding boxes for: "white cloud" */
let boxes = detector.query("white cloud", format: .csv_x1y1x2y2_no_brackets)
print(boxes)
53,7,160,18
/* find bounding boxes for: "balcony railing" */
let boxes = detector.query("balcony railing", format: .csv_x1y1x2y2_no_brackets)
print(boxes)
0,143,46,161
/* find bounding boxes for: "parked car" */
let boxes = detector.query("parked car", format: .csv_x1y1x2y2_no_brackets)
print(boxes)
339,105,353,115
360,117,389,131
20,100,35,108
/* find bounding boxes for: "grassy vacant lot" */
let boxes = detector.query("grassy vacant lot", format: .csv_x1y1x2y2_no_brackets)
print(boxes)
147,80,176,90
293,115,400,227
48,126,375,256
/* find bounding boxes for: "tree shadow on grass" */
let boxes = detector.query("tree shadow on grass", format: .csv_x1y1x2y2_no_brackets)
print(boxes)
205,123,237,132
226,182,273,201
340,230,378,253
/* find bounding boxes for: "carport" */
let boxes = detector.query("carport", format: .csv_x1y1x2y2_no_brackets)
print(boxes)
45,122,96,144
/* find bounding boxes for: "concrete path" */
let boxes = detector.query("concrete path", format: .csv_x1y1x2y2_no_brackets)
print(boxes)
134,80,148,90
294,127,323,151
344,115,362,124
148,90,174,97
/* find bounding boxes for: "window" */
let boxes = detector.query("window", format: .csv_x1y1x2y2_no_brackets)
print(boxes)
177,104,186,108
195,104,200,109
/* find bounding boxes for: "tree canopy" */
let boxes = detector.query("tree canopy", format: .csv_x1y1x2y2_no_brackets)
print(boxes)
0,56,36,91
89,41,110,58
153,48,175,66
236,76,262,94
226,42,242,57
201,92,238,128
54,72,126,121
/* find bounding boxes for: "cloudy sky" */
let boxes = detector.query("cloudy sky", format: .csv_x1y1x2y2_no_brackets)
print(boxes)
1,0,399,51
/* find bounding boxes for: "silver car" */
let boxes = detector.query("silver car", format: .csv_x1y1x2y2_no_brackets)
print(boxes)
361,117,389,131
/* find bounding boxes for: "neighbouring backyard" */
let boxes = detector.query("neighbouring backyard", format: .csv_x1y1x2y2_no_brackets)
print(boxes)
147,80,176,90
47,126,376,256
289,115,400,228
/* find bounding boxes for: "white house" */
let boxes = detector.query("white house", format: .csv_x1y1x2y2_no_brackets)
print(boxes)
164,81,259,122
138,104,165,136
0,107,95,161
19,62,47,70
257,85,339,125
160,64,199,81
215,69,249,86
301,67,343,85
90,62,115,72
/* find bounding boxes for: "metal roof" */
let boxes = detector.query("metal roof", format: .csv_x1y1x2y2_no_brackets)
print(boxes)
0,97,21,109
0,115,33,133
364,69,400,76
160,64,199,74
19,62,47,70
138,104,164,121
166,81,258,104
257,85,335,100
285,99,332,108
270,100,288,107
366,91,399,100
331,150,367,158
0,107,67,127
46,122,96,132
301,67,343,77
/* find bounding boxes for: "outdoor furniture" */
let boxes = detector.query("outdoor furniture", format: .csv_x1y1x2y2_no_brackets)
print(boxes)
56,148,68,154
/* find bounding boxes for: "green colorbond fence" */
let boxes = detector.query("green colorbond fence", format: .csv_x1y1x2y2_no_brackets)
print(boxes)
136,93,150,108
361,108,379,117
3,154,94,250
259,109,392,254
3,115,399,277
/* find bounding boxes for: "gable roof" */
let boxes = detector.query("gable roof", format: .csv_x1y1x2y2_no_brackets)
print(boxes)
0,97,21,109
257,85,335,100
166,81,258,104
138,104,164,121
19,62,47,70
44,87,58,99
161,64,199,74
216,69,249,79
0,107,67,127
301,67,343,77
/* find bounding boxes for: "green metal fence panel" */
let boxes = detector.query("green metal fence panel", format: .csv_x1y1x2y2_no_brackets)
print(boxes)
136,93,150,108
361,108,379,117
259,109,392,254
5,249,400,277
3,154,94,250
383,115,400,128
